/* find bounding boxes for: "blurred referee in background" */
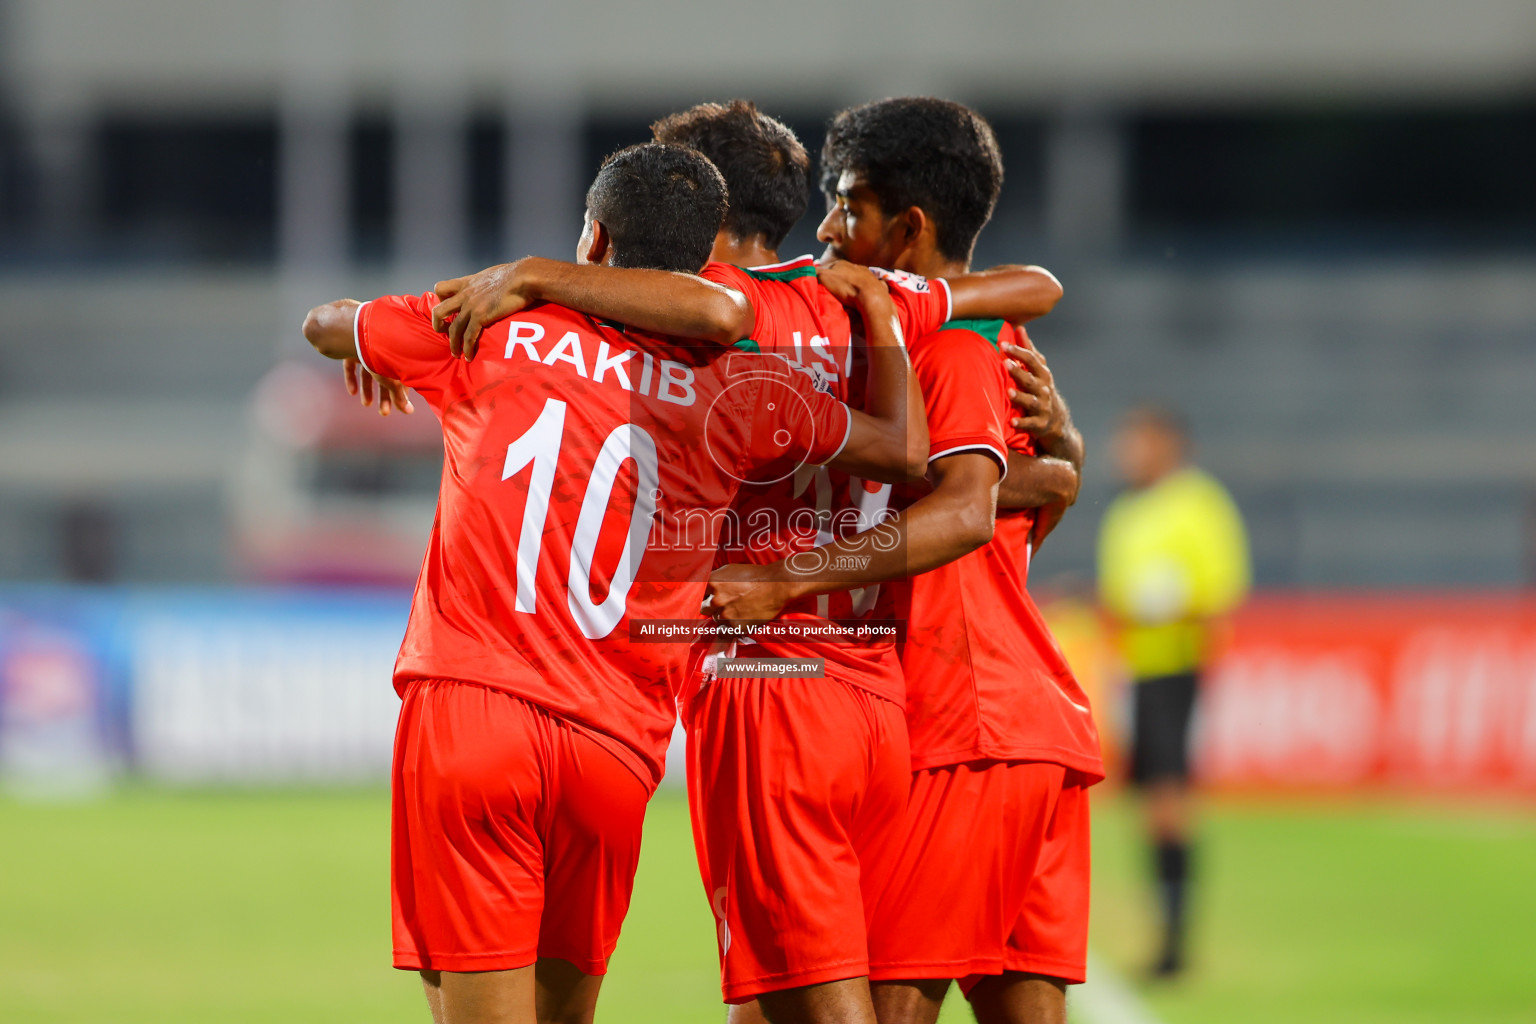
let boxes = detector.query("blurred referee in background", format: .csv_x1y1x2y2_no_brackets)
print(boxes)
1098,406,1250,979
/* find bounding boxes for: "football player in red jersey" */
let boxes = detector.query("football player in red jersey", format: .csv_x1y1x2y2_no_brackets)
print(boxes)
423,102,1075,1024
300,142,933,1024
705,99,1102,1024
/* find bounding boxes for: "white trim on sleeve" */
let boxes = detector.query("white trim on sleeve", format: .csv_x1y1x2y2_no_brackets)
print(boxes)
819,404,855,465
928,442,1009,480
934,277,953,324
351,301,376,375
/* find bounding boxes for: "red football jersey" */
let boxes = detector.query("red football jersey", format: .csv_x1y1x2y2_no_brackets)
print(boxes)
355,293,852,786
873,318,1104,779
695,257,951,704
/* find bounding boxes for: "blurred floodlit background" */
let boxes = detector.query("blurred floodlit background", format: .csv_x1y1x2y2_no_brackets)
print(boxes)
0,2,1534,1022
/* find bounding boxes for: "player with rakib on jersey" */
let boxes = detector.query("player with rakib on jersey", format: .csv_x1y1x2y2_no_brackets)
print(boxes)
300,141,935,1024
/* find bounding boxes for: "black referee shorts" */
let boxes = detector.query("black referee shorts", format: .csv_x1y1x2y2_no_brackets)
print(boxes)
1129,671,1199,786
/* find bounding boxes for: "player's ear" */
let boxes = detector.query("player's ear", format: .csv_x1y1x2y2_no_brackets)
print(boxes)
897,205,927,249
581,218,613,266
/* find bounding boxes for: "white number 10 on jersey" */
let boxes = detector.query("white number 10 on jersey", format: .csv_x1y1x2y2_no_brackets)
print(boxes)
502,398,659,640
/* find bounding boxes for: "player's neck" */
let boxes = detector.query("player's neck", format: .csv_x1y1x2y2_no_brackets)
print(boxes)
893,240,967,281
709,232,780,269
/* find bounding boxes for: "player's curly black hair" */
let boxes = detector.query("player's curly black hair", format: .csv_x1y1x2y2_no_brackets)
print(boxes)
652,100,809,250
821,97,1003,263
586,143,729,273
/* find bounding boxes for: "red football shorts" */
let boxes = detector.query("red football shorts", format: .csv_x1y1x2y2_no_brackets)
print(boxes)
868,760,1091,990
391,679,650,974
686,675,910,1003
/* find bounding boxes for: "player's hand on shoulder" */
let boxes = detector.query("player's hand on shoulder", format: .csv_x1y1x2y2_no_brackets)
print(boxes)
815,258,890,309
1002,341,1064,442
431,257,543,362
703,563,793,632
342,357,414,417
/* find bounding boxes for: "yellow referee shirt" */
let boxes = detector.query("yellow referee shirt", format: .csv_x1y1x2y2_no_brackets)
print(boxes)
1097,466,1250,679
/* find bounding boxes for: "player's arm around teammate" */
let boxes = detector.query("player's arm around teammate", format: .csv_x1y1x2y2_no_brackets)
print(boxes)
700,364,1083,621
703,448,1001,627
411,252,1068,494
700,350,1084,625
428,255,1062,361
432,256,757,359
943,263,1061,324
429,254,930,485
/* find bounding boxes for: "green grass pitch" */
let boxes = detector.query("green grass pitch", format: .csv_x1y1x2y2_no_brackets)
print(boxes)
0,785,1532,1023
